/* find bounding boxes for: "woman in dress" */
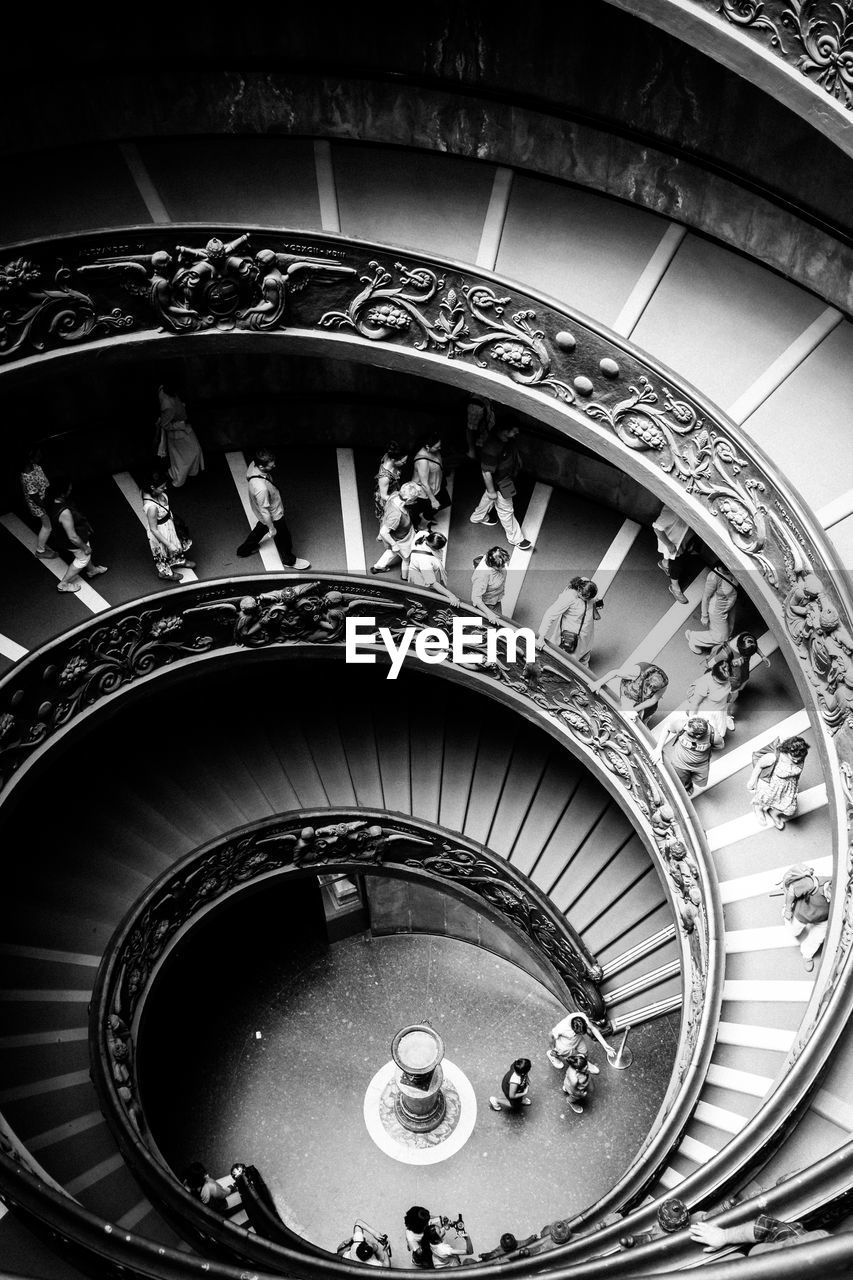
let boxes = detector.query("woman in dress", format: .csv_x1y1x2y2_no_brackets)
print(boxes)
155,383,204,487
373,441,408,520
591,661,669,724
538,576,601,666
562,1052,592,1116
19,446,55,557
141,473,195,581
686,564,738,653
684,657,732,742
748,736,809,830
411,433,450,529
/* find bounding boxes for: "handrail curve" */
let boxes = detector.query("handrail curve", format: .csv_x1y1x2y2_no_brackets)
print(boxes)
0,575,720,1273
89,809,624,1266
0,225,852,1269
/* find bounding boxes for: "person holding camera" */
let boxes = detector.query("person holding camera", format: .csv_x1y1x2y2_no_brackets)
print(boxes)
427,1216,475,1268
537,577,601,666
339,1219,391,1267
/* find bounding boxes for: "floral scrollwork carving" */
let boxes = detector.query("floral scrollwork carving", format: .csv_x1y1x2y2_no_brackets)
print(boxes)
0,257,133,359
716,0,853,109
586,376,808,589
782,1,853,107
718,0,783,45
319,261,575,402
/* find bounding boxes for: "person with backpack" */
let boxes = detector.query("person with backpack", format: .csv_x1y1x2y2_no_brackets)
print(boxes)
407,531,460,605
141,472,195,582
708,631,771,725
748,736,809,830
654,716,717,796
776,864,831,972
50,477,109,594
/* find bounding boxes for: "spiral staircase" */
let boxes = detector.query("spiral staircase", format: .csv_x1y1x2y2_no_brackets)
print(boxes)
2,3,853,1277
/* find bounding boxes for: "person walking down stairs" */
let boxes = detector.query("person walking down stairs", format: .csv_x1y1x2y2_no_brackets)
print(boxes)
235,448,310,568
141,473,196,583
154,382,204,488
469,423,533,551
19,445,56,559
50,477,108,594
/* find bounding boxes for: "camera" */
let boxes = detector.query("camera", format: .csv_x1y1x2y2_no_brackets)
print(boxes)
440,1213,466,1235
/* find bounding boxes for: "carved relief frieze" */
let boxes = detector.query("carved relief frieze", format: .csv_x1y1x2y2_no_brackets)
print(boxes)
715,1,853,109
0,234,355,358
319,261,576,402
0,257,133,358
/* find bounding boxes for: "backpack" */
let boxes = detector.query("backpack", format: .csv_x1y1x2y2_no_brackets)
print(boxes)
752,737,780,783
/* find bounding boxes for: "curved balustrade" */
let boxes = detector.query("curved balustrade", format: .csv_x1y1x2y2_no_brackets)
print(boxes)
0,573,720,1272
2,226,853,1271
89,810,614,1264
3,226,852,1073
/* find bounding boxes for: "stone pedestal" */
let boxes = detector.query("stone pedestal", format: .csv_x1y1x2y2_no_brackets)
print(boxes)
391,1024,446,1132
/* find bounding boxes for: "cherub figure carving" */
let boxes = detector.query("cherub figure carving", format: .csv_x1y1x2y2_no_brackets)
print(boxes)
77,250,209,333
237,250,356,331
184,584,389,649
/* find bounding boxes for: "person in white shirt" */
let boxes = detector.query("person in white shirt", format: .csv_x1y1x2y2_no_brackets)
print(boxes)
407,531,460,604
471,546,510,624
427,1220,475,1268
236,448,310,568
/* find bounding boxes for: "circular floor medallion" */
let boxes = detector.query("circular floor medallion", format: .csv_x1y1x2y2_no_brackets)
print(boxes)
363,1057,477,1165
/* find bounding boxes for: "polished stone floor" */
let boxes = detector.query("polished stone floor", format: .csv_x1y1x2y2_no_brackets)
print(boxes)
140,894,678,1259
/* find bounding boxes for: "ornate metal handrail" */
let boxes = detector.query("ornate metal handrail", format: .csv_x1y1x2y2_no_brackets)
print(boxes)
89,809,616,1264
1,224,852,1266
0,573,720,1270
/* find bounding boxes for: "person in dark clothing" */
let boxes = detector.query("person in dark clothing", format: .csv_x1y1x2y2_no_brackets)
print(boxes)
469,425,533,550
489,1057,532,1112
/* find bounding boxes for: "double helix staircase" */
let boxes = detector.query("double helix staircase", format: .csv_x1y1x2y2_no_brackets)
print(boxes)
0,432,844,1268
1,131,853,1273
